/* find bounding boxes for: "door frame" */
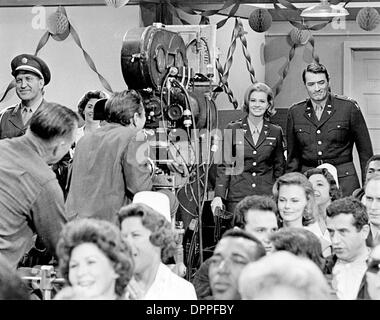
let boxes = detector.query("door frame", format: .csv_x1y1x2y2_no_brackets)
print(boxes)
343,41,380,180
343,41,380,97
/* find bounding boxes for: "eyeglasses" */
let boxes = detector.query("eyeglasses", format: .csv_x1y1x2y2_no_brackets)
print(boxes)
367,258,380,274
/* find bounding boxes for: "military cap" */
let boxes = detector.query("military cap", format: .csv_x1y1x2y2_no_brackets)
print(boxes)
11,54,51,85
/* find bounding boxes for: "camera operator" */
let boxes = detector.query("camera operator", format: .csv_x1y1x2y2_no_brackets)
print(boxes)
65,89,154,223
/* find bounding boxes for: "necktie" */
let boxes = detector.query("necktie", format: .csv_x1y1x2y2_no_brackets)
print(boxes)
252,127,259,145
22,107,32,124
315,105,323,121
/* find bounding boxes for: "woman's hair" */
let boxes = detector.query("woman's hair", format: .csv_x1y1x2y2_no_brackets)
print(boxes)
56,218,134,297
238,251,330,300
304,167,342,201
104,90,144,126
117,203,177,261
272,172,317,226
269,227,324,270
77,90,107,120
242,82,276,119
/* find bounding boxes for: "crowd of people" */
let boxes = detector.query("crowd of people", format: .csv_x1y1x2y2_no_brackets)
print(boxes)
0,53,378,301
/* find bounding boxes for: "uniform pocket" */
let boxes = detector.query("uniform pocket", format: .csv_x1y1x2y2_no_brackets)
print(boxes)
294,125,311,146
327,121,349,144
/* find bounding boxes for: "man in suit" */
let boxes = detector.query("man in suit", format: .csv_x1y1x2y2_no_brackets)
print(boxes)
0,53,51,138
286,63,373,196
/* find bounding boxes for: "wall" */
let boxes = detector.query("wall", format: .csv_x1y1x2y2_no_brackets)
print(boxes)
0,5,141,110
265,20,380,110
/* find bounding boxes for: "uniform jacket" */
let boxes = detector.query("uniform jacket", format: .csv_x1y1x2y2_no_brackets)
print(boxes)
286,93,373,196
214,117,285,202
0,100,48,139
65,122,153,223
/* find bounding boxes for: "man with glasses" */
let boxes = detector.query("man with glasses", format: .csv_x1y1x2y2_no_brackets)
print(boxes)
208,229,266,300
286,63,373,196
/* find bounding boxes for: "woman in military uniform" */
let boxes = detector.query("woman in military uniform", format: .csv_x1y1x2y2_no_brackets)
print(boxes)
211,82,285,220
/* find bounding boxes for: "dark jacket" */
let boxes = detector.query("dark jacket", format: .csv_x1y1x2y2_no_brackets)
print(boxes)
214,117,285,202
286,93,373,196
0,100,48,139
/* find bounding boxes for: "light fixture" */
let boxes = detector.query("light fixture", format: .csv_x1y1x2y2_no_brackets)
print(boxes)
300,0,349,18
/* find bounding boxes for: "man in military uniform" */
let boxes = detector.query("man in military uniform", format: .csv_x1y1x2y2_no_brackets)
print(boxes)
0,53,51,138
0,54,71,267
286,63,373,196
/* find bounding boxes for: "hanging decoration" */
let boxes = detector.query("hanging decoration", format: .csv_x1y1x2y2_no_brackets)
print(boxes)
0,5,114,103
356,7,380,31
104,0,130,8
289,27,311,45
46,6,70,41
248,8,272,33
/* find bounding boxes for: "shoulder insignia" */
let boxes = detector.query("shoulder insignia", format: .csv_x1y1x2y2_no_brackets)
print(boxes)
290,98,307,109
230,118,243,124
333,94,360,110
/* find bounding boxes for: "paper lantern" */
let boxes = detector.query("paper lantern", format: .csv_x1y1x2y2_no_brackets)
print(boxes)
104,0,130,8
248,8,272,33
289,28,311,45
356,7,380,31
46,7,70,41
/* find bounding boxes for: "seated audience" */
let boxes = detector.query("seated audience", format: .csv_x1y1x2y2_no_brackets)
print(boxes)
55,218,133,300
208,229,266,300
192,195,278,299
238,251,330,300
118,203,197,300
326,197,370,300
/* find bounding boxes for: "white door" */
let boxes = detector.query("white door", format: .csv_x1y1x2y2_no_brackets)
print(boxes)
348,49,380,181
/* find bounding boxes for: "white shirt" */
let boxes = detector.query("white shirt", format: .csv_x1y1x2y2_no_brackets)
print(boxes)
143,263,197,300
332,250,369,300
305,222,332,257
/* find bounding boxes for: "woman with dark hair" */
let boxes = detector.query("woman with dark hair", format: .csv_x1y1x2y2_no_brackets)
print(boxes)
118,203,197,300
54,218,134,300
75,90,107,143
211,82,285,222
304,166,342,257
269,227,325,270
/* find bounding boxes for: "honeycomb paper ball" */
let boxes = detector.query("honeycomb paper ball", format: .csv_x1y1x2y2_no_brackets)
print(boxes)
356,7,380,31
249,8,272,33
289,28,311,45
46,7,70,41
104,0,130,8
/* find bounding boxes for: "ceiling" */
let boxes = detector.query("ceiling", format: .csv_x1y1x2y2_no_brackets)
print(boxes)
0,0,379,21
